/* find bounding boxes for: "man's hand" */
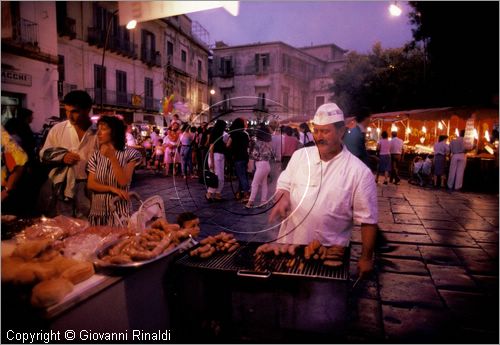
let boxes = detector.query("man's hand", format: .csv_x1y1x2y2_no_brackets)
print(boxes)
358,223,377,279
357,256,374,279
268,190,291,223
63,152,81,165
100,143,116,159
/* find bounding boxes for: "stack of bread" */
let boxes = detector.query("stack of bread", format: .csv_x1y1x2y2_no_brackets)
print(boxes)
2,239,94,308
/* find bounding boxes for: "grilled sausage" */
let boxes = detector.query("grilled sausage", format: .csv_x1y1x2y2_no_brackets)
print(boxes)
227,243,240,253
200,247,216,258
200,236,216,245
197,244,212,254
304,246,311,260
280,244,289,254
323,260,343,267
287,245,297,256
310,239,321,251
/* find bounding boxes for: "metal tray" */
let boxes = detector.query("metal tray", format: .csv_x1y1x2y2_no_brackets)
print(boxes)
94,235,198,269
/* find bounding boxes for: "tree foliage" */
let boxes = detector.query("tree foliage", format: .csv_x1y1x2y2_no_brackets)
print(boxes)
331,42,427,116
408,1,499,107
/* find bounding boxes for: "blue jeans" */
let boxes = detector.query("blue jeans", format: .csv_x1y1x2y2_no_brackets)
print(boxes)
180,146,193,176
234,160,250,192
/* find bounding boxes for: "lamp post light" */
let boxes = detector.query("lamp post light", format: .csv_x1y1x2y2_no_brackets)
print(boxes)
389,2,402,17
100,10,136,113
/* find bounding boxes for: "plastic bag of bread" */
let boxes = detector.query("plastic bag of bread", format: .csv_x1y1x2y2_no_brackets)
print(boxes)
31,278,73,308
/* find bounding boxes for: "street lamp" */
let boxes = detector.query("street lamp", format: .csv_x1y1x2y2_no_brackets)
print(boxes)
389,2,402,17
100,10,136,113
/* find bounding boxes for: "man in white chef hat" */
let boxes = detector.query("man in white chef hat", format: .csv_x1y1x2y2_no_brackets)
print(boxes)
269,103,378,278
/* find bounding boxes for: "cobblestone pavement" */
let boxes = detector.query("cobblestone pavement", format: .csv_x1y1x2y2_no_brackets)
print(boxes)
131,166,499,343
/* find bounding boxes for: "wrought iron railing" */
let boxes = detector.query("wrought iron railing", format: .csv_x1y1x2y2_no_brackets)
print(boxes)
13,18,38,46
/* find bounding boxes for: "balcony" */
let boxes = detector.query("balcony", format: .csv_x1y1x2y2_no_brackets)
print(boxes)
85,88,135,108
141,49,162,67
219,68,234,78
58,81,77,100
88,27,137,59
87,27,105,47
12,18,39,48
58,17,76,39
144,97,161,111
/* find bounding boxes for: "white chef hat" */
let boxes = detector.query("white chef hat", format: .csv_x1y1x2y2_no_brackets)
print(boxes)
312,103,344,125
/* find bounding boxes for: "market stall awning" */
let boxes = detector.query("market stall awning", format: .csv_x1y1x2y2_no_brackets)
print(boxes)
371,106,499,121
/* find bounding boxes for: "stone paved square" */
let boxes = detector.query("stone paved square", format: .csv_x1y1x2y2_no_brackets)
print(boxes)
130,172,498,342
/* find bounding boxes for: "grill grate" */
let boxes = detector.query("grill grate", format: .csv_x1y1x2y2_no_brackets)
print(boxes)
175,243,350,281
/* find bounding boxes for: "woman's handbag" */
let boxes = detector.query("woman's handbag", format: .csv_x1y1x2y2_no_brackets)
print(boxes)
199,169,219,188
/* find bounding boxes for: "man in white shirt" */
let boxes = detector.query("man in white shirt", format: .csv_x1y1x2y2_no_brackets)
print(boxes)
389,131,404,184
447,130,467,191
39,90,98,218
269,103,378,278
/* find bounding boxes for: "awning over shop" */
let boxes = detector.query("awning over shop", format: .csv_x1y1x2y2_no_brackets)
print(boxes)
371,106,499,121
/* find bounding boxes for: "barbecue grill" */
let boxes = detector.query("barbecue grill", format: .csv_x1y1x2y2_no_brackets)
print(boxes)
168,242,351,342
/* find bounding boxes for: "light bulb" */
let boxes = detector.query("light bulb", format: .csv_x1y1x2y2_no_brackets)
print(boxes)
406,127,411,134
389,3,402,16
422,126,427,133
438,122,443,130
455,128,459,137
485,130,490,142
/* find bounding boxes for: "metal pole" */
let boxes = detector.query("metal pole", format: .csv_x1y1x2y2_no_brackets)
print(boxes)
100,9,118,113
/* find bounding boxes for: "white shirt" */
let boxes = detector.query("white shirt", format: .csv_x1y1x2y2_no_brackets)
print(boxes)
40,120,98,180
390,137,404,154
433,141,450,155
276,146,378,246
378,139,391,155
126,132,137,147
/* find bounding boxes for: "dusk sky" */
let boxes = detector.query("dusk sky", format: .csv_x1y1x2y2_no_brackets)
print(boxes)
188,1,414,53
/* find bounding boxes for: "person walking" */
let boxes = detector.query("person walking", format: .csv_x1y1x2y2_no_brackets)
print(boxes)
226,118,250,201
376,131,391,185
281,126,299,171
298,122,315,147
179,124,194,179
433,135,450,188
447,130,467,191
389,131,404,184
206,120,228,201
246,124,273,208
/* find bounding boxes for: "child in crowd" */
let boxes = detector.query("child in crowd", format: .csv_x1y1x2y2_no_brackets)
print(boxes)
176,212,200,238
153,139,165,173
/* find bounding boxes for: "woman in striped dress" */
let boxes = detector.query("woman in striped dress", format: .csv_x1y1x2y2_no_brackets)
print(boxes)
87,116,142,226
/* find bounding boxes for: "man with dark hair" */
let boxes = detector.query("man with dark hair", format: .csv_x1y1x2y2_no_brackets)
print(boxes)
38,90,98,218
270,103,378,279
447,129,467,191
343,107,371,166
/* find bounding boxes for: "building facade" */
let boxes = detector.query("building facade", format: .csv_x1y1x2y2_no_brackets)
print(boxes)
2,1,59,132
210,41,347,124
57,2,211,127
1,1,210,132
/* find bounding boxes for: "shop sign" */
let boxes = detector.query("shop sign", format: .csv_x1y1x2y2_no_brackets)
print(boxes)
1,70,32,86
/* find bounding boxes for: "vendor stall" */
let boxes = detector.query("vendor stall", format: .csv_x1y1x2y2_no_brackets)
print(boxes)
367,106,499,192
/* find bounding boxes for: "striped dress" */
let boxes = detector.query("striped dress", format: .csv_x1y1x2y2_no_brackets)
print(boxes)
87,148,142,226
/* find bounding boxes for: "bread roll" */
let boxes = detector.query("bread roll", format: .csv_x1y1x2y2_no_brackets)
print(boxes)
61,261,94,284
1,256,26,283
12,239,51,260
31,278,74,308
